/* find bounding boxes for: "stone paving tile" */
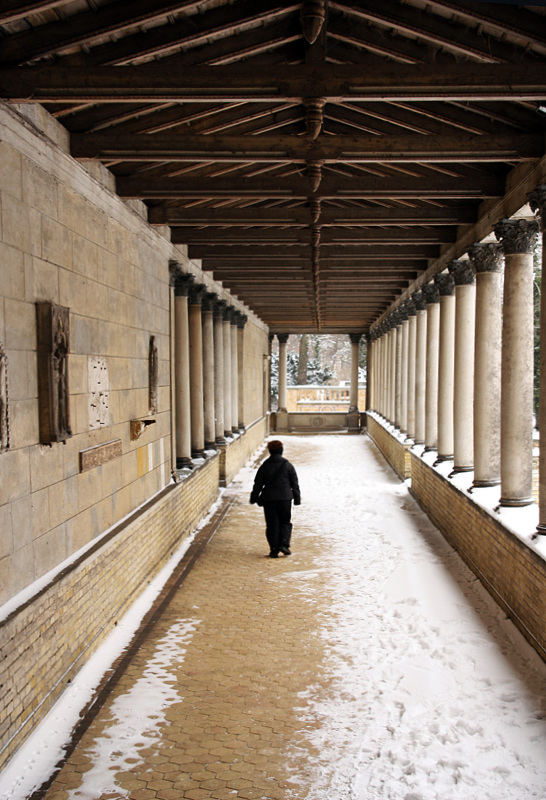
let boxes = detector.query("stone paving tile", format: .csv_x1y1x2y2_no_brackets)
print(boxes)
40,445,330,800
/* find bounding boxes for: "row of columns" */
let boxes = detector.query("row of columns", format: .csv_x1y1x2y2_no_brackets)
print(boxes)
171,264,247,468
368,213,541,514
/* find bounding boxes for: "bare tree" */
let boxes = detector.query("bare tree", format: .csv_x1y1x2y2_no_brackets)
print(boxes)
297,334,308,384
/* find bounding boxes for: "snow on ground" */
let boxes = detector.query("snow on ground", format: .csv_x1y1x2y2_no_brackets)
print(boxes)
2,435,546,800
270,435,546,800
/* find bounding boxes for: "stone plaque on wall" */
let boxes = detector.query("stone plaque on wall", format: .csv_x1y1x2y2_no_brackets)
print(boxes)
36,302,72,444
0,343,9,453
80,438,122,472
88,357,110,429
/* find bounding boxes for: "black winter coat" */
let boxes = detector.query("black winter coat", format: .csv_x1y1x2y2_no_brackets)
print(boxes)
250,453,301,505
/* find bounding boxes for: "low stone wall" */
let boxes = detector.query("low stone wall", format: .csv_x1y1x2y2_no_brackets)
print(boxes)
0,420,266,770
367,414,411,480
272,411,360,433
410,453,546,662
218,416,267,486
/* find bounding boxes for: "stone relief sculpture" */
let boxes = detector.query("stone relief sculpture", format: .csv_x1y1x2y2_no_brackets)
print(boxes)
149,335,158,414
36,302,72,443
0,343,9,452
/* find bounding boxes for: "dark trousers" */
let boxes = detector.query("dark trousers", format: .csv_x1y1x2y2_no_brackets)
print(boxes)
262,500,292,554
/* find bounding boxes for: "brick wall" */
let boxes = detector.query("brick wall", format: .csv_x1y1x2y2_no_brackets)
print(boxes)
219,416,267,486
411,453,546,662
367,414,411,479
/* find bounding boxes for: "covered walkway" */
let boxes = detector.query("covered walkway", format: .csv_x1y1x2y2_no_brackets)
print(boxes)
10,436,546,800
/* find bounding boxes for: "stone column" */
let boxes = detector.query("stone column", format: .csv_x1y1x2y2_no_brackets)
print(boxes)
387,324,396,425
173,271,194,468
349,333,361,412
377,328,385,416
467,243,503,488
423,283,440,452
230,314,239,433
202,292,217,451
267,333,274,414
434,272,455,463
188,284,207,458
399,304,409,435
495,218,539,506
237,313,248,430
277,333,289,412
413,291,427,445
213,300,226,445
366,333,374,411
381,324,389,418
223,306,233,439
529,188,546,530
406,300,417,441
394,312,403,429
449,259,476,474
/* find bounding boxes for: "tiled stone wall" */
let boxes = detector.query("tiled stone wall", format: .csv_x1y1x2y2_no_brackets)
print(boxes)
367,413,411,479
0,100,268,606
410,452,546,663
0,455,221,770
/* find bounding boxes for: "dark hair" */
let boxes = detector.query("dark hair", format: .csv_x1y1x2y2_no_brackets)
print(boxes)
267,440,284,453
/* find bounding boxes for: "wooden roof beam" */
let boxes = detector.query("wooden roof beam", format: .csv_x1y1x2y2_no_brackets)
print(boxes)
116,173,505,199
3,64,546,103
71,132,544,163
149,205,477,225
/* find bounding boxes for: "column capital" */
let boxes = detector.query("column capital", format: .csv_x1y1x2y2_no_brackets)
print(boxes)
223,305,235,322
188,283,208,305
405,298,417,317
494,218,539,255
349,333,362,345
528,184,546,226
448,259,475,285
467,242,503,273
201,291,217,312
412,290,427,311
173,271,195,297
398,303,409,321
422,283,440,304
268,333,275,344
277,333,290,344
434,272,455,296
236,312,248,329
213,299,227,318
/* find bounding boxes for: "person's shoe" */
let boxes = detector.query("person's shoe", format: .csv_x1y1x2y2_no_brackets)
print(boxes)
268,551,279,558
280,547,291,556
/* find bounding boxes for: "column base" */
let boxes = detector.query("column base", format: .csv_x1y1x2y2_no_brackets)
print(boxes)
205,441,217,451
498,496,534,508
424,445,437,453
176,456,194,469
224,430,233,440
472,478,500,488
191,448,206,459
231,426,239,434
433,454,453,465
215,435,226,446
238,423,245,432
348,406,358,413
449,465,473,477
535,523,546,536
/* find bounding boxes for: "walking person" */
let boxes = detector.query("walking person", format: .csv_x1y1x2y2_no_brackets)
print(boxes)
250,440,301,558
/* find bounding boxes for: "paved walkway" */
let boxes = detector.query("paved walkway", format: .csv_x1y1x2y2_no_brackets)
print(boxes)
38,436,546,800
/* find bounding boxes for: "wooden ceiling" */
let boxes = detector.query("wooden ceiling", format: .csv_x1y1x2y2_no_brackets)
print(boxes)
1,0,546,333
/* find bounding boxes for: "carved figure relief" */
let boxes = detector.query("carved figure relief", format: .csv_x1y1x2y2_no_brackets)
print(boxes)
88,357,110,429
0,343,9,453
149,335,158,415
36,302,72,444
